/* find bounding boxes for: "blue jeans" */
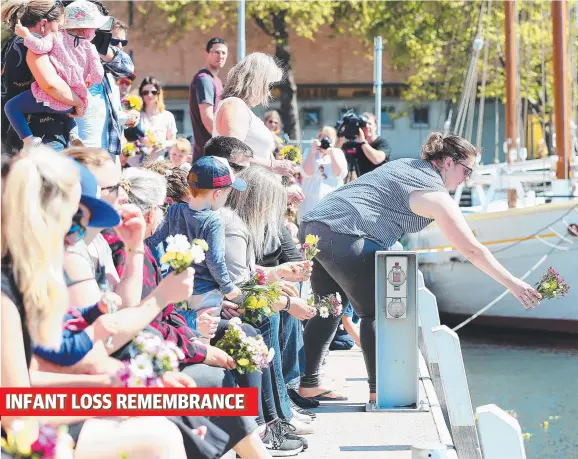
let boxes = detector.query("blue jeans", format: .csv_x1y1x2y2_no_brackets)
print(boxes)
4,90,76,141
258,313,293,421
279,310,304,389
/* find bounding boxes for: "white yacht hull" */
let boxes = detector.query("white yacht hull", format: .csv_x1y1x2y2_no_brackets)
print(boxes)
406,200,578,333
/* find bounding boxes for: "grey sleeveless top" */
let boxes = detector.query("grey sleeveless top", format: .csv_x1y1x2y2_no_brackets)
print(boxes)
301,158,447,247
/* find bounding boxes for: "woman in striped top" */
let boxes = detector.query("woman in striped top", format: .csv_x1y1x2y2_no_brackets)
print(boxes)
297,132,542,404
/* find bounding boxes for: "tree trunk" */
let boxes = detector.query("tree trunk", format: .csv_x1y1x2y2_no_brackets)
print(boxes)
275,39,301,142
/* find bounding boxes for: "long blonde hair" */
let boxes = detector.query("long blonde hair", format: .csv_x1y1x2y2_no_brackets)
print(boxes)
1,146,79,349
222,53,283,107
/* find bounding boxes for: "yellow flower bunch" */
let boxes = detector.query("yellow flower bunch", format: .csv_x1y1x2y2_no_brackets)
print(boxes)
1,420,39,456
301,234,321,261
121,94,143,111
279,145,303,165
122,142,137,157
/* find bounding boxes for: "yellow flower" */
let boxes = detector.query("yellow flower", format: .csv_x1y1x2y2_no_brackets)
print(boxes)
194,239,209,251
305,234,319,245
238,358,249,366
1,420,39,456
160,251,175,264
257,298,268,309
124,94,143,111
245,296,258,309
542,282,551,289
176,253,183,261
182,253,193,265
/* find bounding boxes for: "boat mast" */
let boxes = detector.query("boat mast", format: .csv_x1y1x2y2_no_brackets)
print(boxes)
551,0,571,180
504,0,518,207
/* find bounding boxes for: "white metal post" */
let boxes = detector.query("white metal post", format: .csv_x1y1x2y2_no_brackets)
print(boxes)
237,0,246,62
374,36,383,133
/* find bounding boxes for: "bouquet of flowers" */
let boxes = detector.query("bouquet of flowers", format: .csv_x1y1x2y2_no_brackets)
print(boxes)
122,142,137,158
116,332,185,387
534,267,570,301
308,292,343,318
215,317,274,374
160,234,208,310
1,421,74,459
121,94,143,112
139,130,163,153
279,145,303,165
301,234,320,261
239,269,282,326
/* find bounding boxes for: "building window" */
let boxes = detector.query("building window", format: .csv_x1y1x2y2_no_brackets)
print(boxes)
303,108,322,128
411,106,430,128
381,106,395,129
171,109,185,135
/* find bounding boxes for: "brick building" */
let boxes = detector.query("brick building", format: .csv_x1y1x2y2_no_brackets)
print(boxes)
109,2,494,159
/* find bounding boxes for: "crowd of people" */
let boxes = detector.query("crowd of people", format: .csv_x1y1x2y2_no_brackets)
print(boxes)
1,1,543,458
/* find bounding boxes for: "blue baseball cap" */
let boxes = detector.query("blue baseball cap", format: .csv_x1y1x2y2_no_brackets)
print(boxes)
74,161,121,228
188,156,247,191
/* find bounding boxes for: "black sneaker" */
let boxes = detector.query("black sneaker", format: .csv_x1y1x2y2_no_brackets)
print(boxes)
276,420,309,451
261,423,303,457
288,388,320,408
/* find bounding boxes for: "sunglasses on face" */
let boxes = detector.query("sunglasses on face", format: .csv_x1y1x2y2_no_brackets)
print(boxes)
141,90,159,96
66,209,87,244
101,183,120,197
110,38,128,47
457,161,474,179
117,78,132,86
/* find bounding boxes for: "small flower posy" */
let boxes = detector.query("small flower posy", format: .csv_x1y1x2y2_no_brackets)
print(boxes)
535,267,570,301
308,292,343,318
1,420,74,459
116,332,185,387
121,94,143,112
301,234,320,261
279,145,303,165
160,234,208,311
215,317,274,374
122,142,137,158
239,269,282,326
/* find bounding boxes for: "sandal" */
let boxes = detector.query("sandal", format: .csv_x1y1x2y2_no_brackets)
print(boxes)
306,390,348,401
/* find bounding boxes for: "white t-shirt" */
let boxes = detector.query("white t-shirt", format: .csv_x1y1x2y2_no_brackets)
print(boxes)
140,110,177,145
298,147,348,221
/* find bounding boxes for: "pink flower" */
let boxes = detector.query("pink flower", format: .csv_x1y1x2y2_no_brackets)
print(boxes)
255,269,266,286
31,424,58,458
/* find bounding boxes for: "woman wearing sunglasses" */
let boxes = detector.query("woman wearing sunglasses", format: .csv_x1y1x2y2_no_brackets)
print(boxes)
137,76,177,160
296,132,542,407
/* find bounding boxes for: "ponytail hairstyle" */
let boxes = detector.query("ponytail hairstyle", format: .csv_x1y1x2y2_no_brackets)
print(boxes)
1,0,63,32
420,132,478,164
1,146,79,349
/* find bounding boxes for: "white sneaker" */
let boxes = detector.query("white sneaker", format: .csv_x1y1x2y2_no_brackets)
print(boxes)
290,408,312,424
288,416,314,435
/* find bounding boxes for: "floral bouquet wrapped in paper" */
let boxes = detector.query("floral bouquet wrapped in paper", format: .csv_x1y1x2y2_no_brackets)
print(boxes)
1,421,74,459
308,292,343,318
301,234,320,261
160,234,208,310
534,267,570,301
139,130,163,153
121,94,143,112
279,145,303,165
239,269,282,326
215,317,274,374
116,332,185,387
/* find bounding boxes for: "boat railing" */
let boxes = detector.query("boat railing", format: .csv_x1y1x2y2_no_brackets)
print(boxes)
417,271,528,459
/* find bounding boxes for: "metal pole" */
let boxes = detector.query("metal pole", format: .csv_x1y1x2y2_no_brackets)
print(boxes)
504,0,518,208
374,36,383,133
238,0,246,62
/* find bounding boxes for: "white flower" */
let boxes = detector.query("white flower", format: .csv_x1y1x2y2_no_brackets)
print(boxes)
335,292,342,303
319,306,330,318
267,347,275,363
165,234,192,254
189,245,206,264
229,317,242,327
131,354,155,379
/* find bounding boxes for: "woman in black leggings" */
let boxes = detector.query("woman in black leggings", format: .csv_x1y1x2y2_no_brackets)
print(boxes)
297,133,541,404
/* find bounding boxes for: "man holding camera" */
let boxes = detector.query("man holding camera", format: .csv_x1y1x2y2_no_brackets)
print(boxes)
354,112,391,176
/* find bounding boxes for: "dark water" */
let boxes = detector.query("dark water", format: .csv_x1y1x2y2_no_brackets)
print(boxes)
459,327,578,459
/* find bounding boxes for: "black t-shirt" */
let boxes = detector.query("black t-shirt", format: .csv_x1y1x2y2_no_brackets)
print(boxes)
354,136,391,176
1,261,31,369
1,36,69,154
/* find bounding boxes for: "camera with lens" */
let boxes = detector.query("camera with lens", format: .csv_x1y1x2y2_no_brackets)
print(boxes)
336,110,368,141
319,136,331,150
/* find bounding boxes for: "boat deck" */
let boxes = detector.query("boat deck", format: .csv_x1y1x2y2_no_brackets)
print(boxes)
223,347,452,458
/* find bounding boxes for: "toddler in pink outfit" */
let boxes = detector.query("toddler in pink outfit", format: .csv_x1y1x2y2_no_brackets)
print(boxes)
4,0,110,148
